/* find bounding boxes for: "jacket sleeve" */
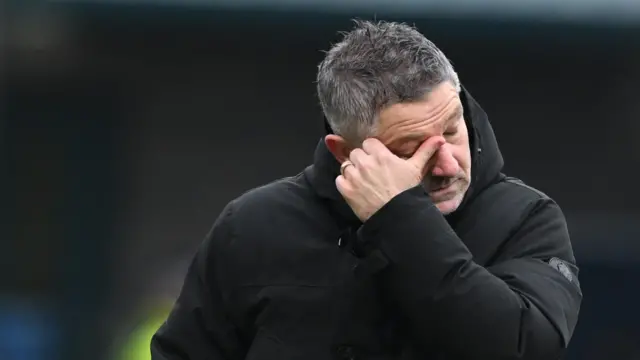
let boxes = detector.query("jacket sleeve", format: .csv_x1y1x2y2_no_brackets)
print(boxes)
151,204,244,360
356,186,582,360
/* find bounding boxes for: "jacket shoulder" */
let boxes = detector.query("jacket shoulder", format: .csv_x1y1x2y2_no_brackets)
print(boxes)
503,176,554,202
211,171,322,248
480,176,562,221
227,170,314,221
482,176,573,263
231,172,311,211
462,176,569,265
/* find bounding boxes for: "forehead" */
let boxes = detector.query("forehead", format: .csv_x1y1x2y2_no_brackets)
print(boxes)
376,82,462,144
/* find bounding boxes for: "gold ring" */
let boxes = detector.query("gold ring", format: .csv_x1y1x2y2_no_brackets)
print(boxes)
340,161,354,175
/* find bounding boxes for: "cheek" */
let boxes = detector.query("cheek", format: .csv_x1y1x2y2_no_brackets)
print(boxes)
452,145,472,174
453,123,472,173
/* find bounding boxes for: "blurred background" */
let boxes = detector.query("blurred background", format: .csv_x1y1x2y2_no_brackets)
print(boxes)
2,0,640,359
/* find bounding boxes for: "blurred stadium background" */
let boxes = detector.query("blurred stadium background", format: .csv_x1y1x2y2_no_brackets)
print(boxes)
2,0,640,359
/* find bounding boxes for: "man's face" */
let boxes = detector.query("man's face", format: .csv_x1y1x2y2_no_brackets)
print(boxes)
376,82,472,214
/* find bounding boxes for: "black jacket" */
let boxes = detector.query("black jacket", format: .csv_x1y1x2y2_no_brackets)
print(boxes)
151,87,582,360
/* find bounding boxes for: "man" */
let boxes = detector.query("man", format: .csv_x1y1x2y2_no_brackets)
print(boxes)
151,20,582,359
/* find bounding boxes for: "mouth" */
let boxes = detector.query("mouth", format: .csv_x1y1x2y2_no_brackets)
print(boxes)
429,179,458,195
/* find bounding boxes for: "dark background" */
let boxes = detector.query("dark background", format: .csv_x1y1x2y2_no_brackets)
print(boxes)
2,2,640,359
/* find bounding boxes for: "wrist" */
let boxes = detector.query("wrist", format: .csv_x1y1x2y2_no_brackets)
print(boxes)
362,185,433,237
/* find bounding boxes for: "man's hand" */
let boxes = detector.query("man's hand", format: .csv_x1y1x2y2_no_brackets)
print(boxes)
336,136,445,222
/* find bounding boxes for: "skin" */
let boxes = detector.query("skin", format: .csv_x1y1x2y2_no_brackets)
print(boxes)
326,81,472,216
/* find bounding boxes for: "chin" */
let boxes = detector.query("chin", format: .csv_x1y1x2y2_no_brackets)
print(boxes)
434,193,465,215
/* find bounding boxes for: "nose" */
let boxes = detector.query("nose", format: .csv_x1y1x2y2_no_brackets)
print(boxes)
431,144,458,177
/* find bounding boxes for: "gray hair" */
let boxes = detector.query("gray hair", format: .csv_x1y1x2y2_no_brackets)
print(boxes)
317,20,460,144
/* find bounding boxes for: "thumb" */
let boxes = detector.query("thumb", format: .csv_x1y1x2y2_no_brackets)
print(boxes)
407,136,445,169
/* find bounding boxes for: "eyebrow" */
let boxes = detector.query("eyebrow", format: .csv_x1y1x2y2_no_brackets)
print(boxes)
401,104,464,141
389,103,465,153
445,104,464,126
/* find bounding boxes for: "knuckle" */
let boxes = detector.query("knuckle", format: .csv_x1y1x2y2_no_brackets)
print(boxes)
360,159,374,170
362,138,375,149
345,166,357,177
376,150,393,162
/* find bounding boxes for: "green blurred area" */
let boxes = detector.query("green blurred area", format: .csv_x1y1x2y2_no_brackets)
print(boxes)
114,304,172,360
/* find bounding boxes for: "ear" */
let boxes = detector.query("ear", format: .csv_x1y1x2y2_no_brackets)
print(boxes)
324,134,352,163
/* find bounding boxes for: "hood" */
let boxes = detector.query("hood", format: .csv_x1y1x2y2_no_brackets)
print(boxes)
456,85,505,211
307,85,504,226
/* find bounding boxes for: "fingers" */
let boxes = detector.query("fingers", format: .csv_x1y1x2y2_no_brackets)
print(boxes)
340,160,353,176
408,136,446,169
341,161,358,179
352,136,444,171
351,138,393,170
361,138,389,156
335,174,353,197
348,148,368,167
